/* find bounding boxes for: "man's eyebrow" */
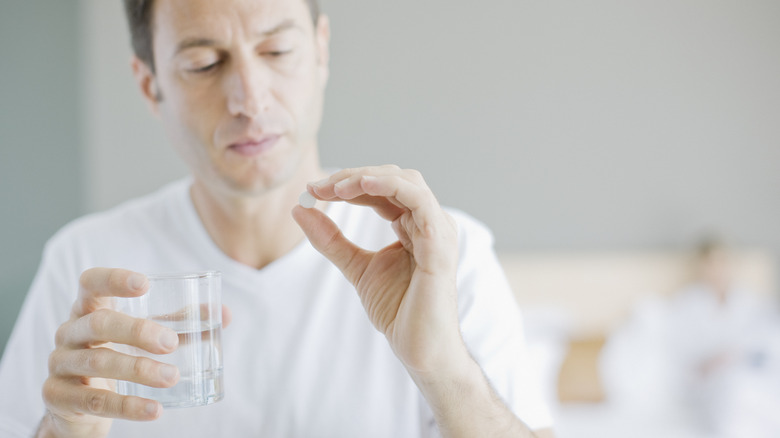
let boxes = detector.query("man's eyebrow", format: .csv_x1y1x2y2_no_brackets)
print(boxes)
174,38,219,56
255,19,301,38
173,20,302,57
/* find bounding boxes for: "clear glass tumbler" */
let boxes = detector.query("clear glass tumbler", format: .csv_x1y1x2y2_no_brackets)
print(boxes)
116,271,224,408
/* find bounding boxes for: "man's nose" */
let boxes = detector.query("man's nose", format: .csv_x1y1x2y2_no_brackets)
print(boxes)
225,59,268,118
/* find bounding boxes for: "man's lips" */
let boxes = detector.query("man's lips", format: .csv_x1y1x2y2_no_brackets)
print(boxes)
228,135,281,157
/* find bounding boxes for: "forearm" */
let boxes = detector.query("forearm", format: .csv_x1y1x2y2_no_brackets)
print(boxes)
410,354,538,438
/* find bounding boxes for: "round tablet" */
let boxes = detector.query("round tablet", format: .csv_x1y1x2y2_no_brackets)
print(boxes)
299,191,317,209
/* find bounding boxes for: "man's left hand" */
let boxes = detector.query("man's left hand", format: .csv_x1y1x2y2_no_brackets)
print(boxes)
291,165,466,376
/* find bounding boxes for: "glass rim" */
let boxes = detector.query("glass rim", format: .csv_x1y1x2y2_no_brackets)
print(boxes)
145,270,221,281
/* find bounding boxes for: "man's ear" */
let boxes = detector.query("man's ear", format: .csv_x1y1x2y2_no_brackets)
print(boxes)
315,15,331,85
131,56,162,116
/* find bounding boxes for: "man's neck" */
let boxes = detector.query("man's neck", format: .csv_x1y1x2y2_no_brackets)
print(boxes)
189,163,328,270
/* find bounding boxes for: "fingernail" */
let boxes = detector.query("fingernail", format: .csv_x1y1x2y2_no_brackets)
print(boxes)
310,178,329,188
362,175,377,183
159,330,178,350
334,179,348,190
299,191,317,209
128,273,148,291
145,401,160,416
160,365,179,383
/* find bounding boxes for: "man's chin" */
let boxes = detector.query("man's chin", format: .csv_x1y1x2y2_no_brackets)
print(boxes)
218,167,298,198
201,149,312,198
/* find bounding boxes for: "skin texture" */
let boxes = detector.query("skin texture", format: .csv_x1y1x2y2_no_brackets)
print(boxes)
36,0,554,436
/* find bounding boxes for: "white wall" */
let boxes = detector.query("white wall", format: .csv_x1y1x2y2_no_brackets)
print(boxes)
81,0,780,256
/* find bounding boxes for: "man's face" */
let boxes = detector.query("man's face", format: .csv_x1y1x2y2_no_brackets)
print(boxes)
140,0,329,196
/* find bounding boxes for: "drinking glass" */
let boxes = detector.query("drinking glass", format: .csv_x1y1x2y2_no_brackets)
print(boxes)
116,271,224,408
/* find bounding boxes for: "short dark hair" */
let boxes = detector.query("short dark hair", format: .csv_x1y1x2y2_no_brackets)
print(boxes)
123,0,321,73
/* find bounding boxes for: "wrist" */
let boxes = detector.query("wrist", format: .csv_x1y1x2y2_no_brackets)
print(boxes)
36,412,61,438
36,410,110,438
408,348,488,404
408,353,534,438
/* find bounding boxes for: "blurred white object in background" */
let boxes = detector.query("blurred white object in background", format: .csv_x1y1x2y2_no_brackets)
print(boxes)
599,239,780,438
502,247,779,438
521,307,572,412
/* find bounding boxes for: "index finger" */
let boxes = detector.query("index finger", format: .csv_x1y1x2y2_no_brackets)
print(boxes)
72,268,149,319
307,165,404,201
319,172,441,232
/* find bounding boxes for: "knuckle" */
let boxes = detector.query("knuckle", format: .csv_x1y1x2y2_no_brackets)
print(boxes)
339,167,357,177
79,268,97,290
86,349,111,374
84,391,109,415
132,357,154,379
407,169,427,186
87,308,113,335
41,378,58,406
121,396,135,418
107,269,127,292
129,317,153,342
381,164,401,173
54,322,70,346
48,350,63,375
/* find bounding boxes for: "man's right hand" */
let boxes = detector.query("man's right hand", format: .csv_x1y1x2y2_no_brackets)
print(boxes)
38,268,181,438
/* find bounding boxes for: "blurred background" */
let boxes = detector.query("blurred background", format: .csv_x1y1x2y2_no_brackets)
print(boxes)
1,1,779,436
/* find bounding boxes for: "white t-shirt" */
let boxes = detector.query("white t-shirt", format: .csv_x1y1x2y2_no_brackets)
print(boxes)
0,179,551,437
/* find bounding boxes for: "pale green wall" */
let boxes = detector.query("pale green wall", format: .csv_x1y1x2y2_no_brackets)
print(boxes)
83,0,780,258
3,0,780,356
0,2,83,355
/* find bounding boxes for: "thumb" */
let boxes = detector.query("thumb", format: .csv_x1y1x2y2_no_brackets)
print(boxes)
291,205,370,286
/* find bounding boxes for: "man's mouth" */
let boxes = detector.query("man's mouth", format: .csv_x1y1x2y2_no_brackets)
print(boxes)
228,135,281,157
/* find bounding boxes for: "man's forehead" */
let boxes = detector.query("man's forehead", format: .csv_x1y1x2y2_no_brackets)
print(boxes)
152,0,310,41
172,20,302,57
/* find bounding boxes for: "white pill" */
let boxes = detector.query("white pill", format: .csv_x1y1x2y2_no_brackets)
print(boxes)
299,191,317,209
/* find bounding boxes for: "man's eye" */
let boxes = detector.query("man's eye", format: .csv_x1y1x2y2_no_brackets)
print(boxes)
189,62,221,73
263,50,292,57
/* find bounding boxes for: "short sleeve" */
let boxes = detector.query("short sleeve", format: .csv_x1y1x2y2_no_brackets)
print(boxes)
0,236,79,436
449,209,554,431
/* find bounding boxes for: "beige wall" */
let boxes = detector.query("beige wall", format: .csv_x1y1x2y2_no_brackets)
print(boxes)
501,250,778,336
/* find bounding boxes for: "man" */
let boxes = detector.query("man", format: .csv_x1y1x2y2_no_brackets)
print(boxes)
0,0,553,436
